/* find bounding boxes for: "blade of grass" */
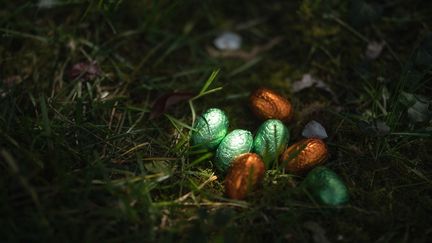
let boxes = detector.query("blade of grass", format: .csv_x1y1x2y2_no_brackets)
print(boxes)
198,69,220,95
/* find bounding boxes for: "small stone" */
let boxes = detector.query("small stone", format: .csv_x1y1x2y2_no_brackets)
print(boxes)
365,41,385,60
302,120,328,139
214,32,242,51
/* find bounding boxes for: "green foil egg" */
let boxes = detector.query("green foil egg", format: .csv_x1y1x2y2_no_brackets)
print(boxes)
301,166,349,206
191,108,229,150
253,119,289,167
215,129,253,172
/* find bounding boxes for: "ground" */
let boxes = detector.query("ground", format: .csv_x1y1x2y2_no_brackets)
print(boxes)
1,0,431,242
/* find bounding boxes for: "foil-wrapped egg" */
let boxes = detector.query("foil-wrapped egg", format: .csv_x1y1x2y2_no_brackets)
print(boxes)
191,108,229,150
249,87,294,122
253,119,289,168
225,153,265,200
301,166,349,206
215,129,253,172
280,138,328,174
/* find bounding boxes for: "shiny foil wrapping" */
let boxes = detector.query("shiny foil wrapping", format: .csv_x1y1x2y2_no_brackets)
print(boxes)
280,138,328,173
301,166,349,206
249,88,293,122
191,108,229,150
225,153,265,200
215,129,253,172
253,119,289,168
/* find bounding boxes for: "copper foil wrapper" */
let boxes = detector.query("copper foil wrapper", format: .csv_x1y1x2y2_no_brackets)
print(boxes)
225,153,265,200
249,88,293,122
280,138,328,174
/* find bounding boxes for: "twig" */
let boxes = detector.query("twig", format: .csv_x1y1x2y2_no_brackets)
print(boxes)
176,174,218,202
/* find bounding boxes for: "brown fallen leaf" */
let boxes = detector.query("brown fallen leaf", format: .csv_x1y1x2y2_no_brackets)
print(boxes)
365,41,385,60
304,221,330,243
1,75,23,97
149,91,195,120
291,73,339,103
3,75,22,88
68,61,102,81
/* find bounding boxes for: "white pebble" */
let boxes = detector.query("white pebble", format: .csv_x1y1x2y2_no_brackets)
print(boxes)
213,32,242,51
302,120,328,139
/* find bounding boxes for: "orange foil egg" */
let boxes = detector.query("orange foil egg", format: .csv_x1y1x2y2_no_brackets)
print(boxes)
280,138,328,174
225,153,265,200
249,87,294,122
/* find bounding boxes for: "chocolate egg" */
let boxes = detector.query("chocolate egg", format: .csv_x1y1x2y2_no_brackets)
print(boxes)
191,108,229,150
253,119,289,167
225,153,265,200
280,138,328,173
215,129,253,172
301,166,349,206
249,87,293,122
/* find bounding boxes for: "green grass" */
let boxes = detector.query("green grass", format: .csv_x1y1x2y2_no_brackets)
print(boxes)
1,0,432,242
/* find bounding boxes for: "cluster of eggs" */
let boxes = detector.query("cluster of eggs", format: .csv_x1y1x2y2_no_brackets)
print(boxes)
191,88,349,205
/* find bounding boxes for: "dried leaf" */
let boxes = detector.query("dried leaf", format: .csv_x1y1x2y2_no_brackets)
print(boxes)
302,120,328,139
349,0,382,27
1,75,22,97
3,75,22,88
399,91,417,107
38,0,58,8
292,74,337,102
235,18,267,31
292,74,329,93
365,41,385,60
399,92,431,123
408,101,430,123
304,221,330,243
149,92,194,120
68,61,102,81
415,34,432,67
375,121,391,134
358,120,390,136
214,32,242,51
